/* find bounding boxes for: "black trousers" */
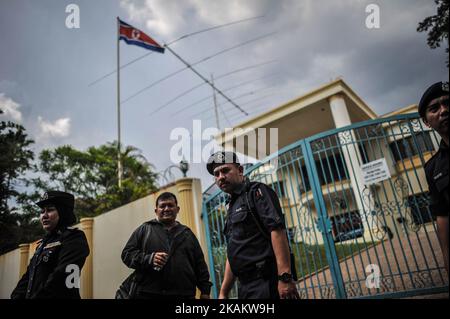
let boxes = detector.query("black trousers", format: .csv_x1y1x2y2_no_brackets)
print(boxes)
238,275,279,299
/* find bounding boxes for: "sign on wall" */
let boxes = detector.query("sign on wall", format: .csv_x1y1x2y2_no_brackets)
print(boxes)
360,158,391,186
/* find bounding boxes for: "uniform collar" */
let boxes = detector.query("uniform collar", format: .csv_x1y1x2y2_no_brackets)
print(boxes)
232,183,246,196
44,227,64,240
228,184,244,203
231,178,250,197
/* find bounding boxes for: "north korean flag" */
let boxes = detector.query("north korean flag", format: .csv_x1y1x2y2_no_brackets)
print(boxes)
118,18,165,53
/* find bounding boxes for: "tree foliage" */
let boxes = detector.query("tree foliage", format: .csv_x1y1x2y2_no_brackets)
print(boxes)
28,141,158,219
0,110,42,254
417,0,449,67
1,105,158,254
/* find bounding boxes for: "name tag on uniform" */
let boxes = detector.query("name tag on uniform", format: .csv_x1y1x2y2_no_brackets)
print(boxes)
434,173,443,180
44,241,61,249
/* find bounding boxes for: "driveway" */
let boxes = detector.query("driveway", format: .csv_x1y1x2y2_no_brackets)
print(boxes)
296,228,449,299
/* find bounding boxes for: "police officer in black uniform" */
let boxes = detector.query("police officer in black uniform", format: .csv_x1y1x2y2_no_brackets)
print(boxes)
419,81,449,273
11,191,90,299
207,152,299,299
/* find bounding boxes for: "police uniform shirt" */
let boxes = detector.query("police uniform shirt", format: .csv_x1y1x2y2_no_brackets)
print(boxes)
425,141,449,217
11,227,90,299
224,180,285,277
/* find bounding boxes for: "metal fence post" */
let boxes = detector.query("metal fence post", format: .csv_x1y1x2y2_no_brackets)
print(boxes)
301,139,348,299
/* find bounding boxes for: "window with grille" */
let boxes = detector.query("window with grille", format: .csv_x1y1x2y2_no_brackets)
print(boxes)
389,132,434,162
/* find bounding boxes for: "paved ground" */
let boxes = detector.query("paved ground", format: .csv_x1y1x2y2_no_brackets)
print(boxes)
296,228,449,299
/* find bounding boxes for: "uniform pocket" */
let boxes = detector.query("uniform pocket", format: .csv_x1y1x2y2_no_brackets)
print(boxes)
231,209,261,237
230,210,248,238
434,171,448,192
230,210,248,223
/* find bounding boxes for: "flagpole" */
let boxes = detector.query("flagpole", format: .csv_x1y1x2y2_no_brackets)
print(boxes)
117,17,123,188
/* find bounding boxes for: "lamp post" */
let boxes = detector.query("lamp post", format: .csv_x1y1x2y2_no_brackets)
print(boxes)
179,159,189,178
159,160,190,185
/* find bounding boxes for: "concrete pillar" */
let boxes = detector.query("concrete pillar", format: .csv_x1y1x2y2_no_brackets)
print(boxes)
329,94,352,128
176,178,206,298
80,218,94,299
176,178,197,235
19,244,30,278
191,179,208,251
329,94,375,235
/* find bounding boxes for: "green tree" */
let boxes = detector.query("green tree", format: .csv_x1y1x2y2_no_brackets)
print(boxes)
0,109,42,254
28,141,158,219
417,0,449,68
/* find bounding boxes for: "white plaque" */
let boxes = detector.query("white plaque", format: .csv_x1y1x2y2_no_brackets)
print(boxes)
360,158,391,186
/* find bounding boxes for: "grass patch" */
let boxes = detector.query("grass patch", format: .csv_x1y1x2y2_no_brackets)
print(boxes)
291,241,377,279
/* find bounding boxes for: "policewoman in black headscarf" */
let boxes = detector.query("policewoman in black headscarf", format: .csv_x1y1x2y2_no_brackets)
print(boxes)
11,191,90,299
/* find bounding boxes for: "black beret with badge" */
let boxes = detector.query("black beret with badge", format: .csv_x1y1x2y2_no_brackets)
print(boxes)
36,191,74,210
36,191,77,227
207,151,240,175
418,81,449,118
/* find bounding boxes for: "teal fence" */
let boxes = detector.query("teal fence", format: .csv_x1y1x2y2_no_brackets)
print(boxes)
202,113,449,299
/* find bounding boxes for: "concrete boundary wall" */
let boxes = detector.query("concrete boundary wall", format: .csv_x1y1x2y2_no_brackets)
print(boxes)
0,178,206,299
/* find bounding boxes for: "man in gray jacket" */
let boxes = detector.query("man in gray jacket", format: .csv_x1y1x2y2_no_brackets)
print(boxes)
120,192,211,299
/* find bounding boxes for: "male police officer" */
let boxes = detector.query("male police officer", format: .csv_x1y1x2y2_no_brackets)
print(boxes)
11,191,90,299
419,81,449,273
207,152,299,299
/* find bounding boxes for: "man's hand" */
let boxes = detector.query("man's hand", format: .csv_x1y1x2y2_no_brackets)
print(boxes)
218,291,228,299
278,281,299,299
152,252,168,269
219,258,235,299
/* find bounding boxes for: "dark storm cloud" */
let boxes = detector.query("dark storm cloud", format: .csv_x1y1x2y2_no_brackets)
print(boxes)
0,0,447,188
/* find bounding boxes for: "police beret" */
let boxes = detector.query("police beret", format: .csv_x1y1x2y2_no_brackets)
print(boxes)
206,151,240,175
418,81,449,118
36,191,74,210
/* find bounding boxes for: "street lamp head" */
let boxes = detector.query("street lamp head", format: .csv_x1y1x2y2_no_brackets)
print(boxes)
180,159,189,177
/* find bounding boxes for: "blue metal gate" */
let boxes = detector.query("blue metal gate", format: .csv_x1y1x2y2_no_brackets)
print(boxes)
202,113,449,298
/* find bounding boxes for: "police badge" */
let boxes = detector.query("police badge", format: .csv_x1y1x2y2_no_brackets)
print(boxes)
217,153,225,162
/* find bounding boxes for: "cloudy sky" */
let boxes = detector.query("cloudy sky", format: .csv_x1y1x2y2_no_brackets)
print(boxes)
0,0,447,190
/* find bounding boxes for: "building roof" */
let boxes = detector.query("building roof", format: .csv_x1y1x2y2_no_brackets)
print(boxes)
381,104,418,118
215,78,378,159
